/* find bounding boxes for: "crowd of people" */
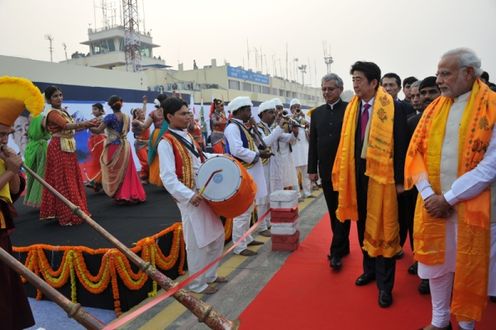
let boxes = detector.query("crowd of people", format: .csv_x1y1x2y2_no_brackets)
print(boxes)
0,46,495,329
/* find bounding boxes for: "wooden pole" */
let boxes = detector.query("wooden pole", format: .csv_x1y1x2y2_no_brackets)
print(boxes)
23,164,237,330
0,247,105,330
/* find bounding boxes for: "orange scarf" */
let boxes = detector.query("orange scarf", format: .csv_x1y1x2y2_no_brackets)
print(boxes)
332,87,400,257
405,79,495,321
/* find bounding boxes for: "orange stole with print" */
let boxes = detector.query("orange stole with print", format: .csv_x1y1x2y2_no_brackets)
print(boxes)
332,86,400,258
405,79,496,321
162,131,205,189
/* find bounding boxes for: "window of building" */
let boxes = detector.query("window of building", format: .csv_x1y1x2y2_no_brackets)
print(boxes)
228,79,241,90
242,82,252,92
253,84,261,93
262,86,270,94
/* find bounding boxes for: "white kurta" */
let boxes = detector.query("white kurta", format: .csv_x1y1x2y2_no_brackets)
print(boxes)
272,130,298,190
158,129,224,248
224,118,267,200
158,129,225,292
291,126,309,167
256,122,283,198
415,91,496,295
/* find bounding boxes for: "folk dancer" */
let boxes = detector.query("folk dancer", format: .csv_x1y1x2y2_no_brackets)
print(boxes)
23,107,50,207
93,95,146,204
131,106,150,183
40,86,97,226
224,96,272,256
85,103,106,192
158,97,226,294
133,94,168,187
209,98,227,154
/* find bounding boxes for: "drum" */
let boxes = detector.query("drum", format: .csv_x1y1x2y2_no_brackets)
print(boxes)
196,155,256,218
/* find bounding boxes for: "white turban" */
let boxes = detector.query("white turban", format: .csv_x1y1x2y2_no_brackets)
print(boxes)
289,98,301,108
271,98,283,107
228,96,253,112
258,100,275,115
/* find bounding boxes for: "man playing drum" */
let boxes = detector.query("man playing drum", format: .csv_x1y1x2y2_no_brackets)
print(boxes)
224,96,272,256
158,97,227,295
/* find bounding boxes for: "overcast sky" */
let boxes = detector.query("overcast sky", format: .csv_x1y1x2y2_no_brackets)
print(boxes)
1,0,495,89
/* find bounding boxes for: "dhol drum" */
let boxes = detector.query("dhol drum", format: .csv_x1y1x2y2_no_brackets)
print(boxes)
196,155,256,218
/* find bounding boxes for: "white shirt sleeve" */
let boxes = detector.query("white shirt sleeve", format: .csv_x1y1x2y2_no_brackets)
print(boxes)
261,125,283,146
158,139,195,203
279,132,296,143
443,124,496,205
224,123,257,163
415,178,435,200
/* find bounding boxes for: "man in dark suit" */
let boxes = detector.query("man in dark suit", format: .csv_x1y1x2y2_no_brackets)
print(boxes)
406,76,440,295
308,73,351,271
333,61,408,308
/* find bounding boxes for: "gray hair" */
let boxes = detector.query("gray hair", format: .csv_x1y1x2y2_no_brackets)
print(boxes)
321,73,344,88
410,80,422,89
442,47,483,77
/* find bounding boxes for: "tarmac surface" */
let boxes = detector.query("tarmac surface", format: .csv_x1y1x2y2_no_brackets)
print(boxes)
119,192,326,330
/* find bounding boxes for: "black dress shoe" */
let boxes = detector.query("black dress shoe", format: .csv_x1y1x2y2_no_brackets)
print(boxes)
490,296,496,303
408,262,418,275
355,273,375,286
329,256,342,271
418,279,430,295
378,290,393,308
394,250,404,260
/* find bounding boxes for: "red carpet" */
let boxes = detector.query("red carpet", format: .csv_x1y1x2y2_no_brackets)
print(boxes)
240,214,496,330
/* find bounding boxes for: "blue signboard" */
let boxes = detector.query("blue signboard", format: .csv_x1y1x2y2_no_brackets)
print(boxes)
227,66,269,85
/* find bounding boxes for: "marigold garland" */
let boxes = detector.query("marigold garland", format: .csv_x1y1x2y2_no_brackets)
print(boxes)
13,223,185,316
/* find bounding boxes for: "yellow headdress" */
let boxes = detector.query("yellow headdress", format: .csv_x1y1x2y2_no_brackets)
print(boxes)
0,76,44,127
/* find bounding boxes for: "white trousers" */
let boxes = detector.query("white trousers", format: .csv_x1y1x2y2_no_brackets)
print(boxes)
427,222,496,329
232,204,255,254
294,165,312,197
429,273,475,329
185,228,225,293
256,201,271,232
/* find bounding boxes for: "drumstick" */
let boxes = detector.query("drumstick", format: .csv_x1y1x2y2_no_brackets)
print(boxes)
199,169,223,196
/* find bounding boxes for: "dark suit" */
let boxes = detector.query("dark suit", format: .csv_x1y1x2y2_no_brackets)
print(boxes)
308,99,351,259
396,111,423,250
354,99,408,292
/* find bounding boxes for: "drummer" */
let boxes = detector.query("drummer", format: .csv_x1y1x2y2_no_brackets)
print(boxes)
224,96,272,256
158,97,227,295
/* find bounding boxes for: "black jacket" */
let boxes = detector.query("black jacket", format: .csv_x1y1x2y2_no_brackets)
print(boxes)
307,99,347,184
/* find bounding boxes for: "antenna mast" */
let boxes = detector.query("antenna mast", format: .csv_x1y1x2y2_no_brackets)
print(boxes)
45,34,54,62
121,0,142,71
323,41,334,74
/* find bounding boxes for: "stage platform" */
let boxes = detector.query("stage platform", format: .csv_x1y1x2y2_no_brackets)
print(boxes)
9,184,206,315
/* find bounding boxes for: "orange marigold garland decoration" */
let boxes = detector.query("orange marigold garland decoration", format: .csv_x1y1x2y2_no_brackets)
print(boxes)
13,223,186,315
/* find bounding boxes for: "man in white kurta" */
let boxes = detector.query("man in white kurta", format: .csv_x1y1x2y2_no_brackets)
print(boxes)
255,100,285,236
289,98,312,199
158,100,225,294
411,48,496,330
270,98,298,192
224,96,270,256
